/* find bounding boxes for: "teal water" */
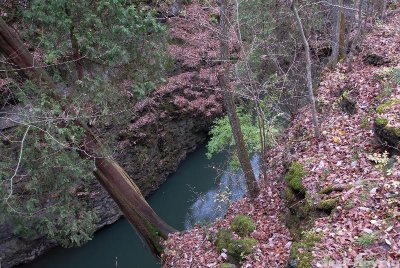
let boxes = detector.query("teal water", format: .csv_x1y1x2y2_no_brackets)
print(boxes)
21,146,229,268
21,145,259,268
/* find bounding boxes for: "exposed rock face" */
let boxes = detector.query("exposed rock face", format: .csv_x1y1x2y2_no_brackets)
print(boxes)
364,53,391,66
0,181,120,268
374,98,400,152
0,3,223,267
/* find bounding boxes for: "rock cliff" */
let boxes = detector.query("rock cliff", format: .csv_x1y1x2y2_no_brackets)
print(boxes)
0,2,223,267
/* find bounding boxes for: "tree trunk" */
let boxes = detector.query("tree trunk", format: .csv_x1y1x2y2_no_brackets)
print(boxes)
381,0,388,19
291,0,320,138
0,19,55,89
218,0,259,199
65,3,84,80
328,0,346,68
338,1,347,60
94,158,175,255
0,17,176,257
347,0,364,73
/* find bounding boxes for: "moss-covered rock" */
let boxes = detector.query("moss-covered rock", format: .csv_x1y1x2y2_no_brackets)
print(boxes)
319,184,350,195
215,228,258,264
374,98,400,150
316,198,338,213
285,162,307,194
289,231,322,268
376,98,400,114
339,91,357,115
208,13,220,25
319,185,335,195
374,118,400,150
227,238,258,263
375,117,389,126
219,263,237,268
284,188,297,203
364,53,390,66
230,215,256,237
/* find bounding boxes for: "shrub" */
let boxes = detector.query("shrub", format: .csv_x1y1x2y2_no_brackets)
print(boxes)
227,238,258,263
215,225,258,264
216,229,233,252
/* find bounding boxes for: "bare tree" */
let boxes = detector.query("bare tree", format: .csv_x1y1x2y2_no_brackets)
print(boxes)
290,0,320,138
0,17,175,257
218,0,260,199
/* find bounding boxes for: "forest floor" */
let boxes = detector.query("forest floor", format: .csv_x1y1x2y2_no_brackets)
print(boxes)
162,8,400,268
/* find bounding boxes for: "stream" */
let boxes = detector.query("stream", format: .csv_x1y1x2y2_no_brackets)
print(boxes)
21,145,259,268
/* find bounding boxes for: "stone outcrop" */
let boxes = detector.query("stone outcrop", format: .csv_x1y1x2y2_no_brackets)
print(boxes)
0,2,223,267
374,98,400,152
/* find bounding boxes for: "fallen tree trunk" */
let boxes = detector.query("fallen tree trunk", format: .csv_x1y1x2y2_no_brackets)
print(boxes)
0,17,176,257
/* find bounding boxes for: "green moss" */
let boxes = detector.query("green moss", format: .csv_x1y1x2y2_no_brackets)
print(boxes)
355,232,376,247
319,185,335,195
391,127,400,137
285,162,307,194
227,238,258,263
208,13,219,25
290,231,322,268
374,117,389,126
316,198,338,212
230,215,256,237
303,197,314,215
374,117,400,143
360,115,369,129
219,263,235,268
215,228,258,264
216,229,233,252
283,188,297,203
144,222,164,255
376,98,400,114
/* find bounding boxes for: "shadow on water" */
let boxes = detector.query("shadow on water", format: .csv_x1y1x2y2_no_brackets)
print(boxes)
21,146,259,268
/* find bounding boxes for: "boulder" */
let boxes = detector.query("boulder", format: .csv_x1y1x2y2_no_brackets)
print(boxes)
364,53,391,66
374,98,400,151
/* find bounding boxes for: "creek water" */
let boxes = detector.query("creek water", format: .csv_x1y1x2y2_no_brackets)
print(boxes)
22,145,259,268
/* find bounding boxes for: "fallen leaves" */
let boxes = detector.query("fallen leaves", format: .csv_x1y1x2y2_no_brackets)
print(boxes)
163,6,400,268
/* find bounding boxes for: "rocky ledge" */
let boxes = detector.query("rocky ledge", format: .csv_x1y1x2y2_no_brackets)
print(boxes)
0,2,224,267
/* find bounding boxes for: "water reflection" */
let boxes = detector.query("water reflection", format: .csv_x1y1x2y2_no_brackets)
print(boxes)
184,154,260,229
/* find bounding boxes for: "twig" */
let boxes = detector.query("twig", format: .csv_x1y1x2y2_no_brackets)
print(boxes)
4,125,30,201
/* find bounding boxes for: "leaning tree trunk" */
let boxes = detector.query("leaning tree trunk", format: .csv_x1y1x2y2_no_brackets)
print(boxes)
0,17,176,257
291,0,320,138
0,19,55,89
218,0,259,199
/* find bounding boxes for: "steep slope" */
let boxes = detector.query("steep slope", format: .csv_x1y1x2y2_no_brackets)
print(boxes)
162,12,400,268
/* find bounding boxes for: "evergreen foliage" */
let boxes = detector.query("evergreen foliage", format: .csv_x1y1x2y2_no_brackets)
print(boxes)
0,0,170,247
23,0,170,98
0,86,98,246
